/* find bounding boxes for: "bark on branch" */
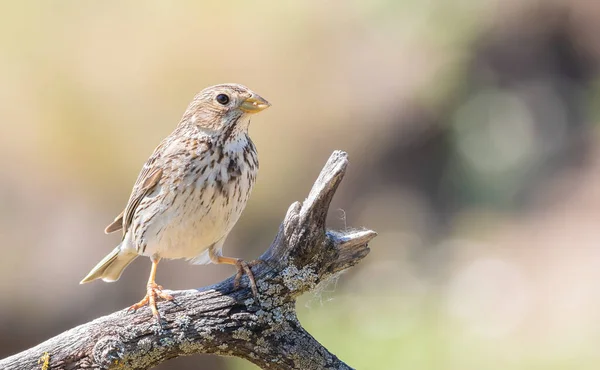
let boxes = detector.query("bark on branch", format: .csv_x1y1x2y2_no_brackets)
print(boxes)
0,150,376,370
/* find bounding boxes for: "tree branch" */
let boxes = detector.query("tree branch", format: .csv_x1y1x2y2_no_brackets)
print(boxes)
0,150,376,370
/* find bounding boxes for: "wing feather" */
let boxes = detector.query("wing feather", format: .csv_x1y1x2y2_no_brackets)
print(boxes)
103,135,211,238
104,140,168,237
104,210,124,234
122,167,163,235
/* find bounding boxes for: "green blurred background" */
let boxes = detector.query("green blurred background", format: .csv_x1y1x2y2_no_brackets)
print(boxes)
1,1,600,369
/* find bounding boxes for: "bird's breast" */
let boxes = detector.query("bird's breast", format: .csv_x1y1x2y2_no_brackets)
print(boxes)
136,140,258,259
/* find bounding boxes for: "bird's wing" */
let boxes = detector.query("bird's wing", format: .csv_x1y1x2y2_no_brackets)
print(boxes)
104,140,168,236
122,166,163,235
104,209,124,234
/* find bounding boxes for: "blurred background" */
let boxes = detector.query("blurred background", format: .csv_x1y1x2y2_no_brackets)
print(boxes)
1,0,600,369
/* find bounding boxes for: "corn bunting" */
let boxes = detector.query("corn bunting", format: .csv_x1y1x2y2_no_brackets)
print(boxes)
80,83,270,321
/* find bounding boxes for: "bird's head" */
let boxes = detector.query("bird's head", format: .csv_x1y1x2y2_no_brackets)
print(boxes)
180,83,270,139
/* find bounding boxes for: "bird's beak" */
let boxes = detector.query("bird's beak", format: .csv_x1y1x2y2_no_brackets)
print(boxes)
240,94,271,114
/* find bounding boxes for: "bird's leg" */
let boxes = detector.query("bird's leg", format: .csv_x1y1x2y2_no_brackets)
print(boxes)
128,257,173,321
209,251,261,297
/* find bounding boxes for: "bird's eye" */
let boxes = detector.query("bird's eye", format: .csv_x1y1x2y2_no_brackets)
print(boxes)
216,94,230,105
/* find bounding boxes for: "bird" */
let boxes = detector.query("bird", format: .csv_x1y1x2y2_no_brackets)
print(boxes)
80,83,270,321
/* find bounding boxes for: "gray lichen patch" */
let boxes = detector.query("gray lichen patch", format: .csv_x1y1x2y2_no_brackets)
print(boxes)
260,297,274,310
197,330,215,342
231,327,254,341
263,282,284,296
159,337,176,348
271,307,285,324
217,343,229,351
281,265,318,292
120,346,169,369
137,338,153,353
174,314,192,329
257,280,271,292
179,339,205,355
92,336,125,368
254,337,270,354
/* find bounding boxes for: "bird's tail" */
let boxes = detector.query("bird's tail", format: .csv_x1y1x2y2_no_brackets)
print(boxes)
80,246,138,284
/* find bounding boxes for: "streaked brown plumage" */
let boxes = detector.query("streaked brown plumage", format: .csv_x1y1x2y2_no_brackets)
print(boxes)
80,83,270,321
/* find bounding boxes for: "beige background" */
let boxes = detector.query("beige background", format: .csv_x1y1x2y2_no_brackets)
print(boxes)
1,1,600,369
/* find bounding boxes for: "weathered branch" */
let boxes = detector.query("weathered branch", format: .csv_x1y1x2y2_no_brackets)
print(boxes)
0,150,376,370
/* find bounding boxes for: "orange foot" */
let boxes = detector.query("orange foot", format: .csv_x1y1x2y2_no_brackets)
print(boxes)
128,282,174,321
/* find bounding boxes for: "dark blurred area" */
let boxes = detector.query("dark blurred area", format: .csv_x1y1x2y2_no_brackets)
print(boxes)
1,1,600,369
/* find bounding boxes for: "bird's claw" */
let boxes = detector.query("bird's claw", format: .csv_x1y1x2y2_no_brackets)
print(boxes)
128,282,173,322
234,259,262,297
